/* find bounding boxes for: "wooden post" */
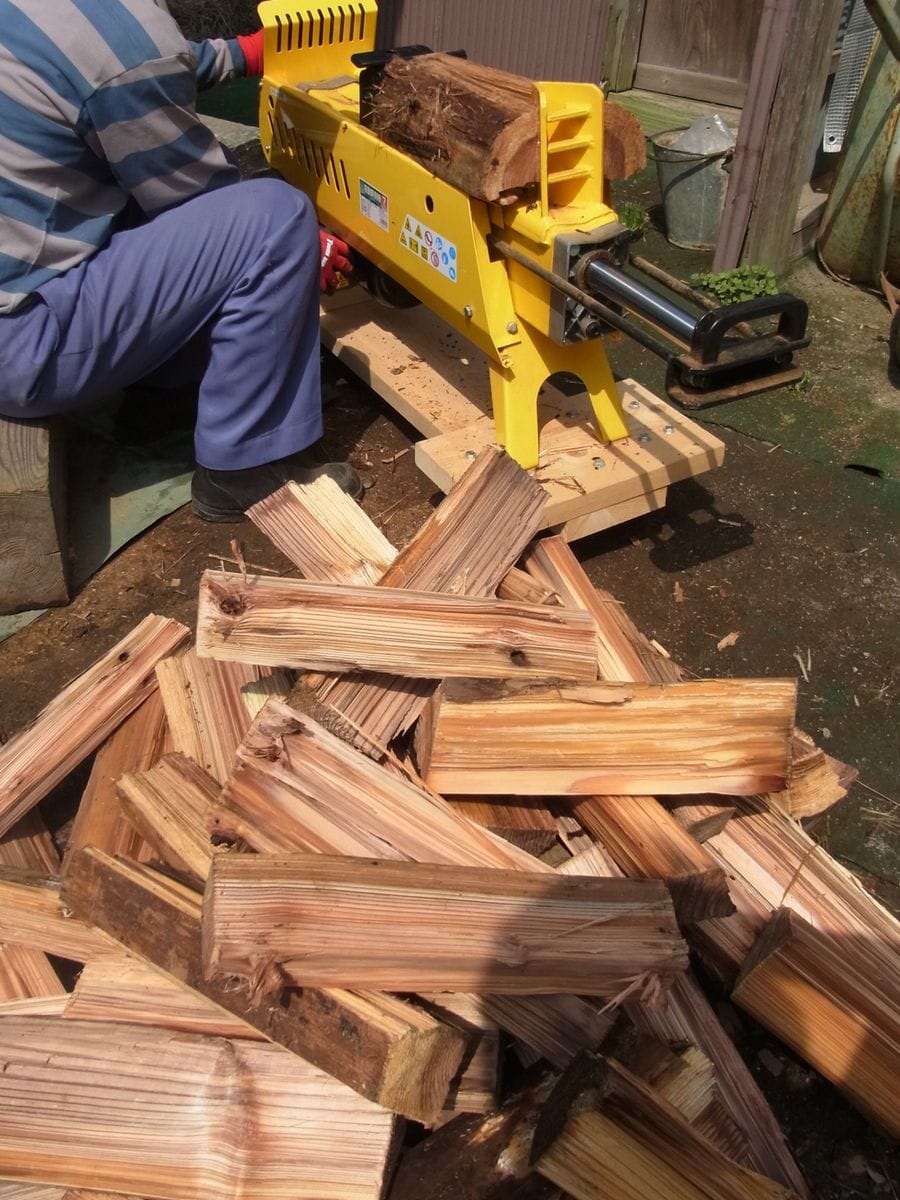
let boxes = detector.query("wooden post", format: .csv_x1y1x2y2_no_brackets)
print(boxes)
0,417,67,613
602,0,647,92
713,0,844,273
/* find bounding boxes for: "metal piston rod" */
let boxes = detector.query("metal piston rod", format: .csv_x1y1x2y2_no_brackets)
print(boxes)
491,237,810,408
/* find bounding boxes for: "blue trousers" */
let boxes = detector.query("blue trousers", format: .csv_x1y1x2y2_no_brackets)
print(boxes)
0,179,323,470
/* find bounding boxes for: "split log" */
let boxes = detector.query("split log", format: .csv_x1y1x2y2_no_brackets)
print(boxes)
665,798,737,842
60,690,166,874
449,797,560,856
371,53,540,203
0,866,113,963
520,536,683,684
570,795,735,924
202,853,687,996
532,1056,799,1200
701,795,900,995
763,730,856,820
603,102,647,180
386,1071,562,1200
733,907,900,1139
65,953,261,1041
61,847,467,1125
0,942,64,1001
0,812,65,1000
306,445,548,746
418,992,502,1120
419,679,796,797
198,571,600,682
0,809,59,873
117,753,221,888
477,994,615,1070
631,972,812,1198
155,649,291,784
214,700,540,872
0,1016,399,1200
552,831,811,1196
248,475,397,583
0,614,190,837
212,702,667,1059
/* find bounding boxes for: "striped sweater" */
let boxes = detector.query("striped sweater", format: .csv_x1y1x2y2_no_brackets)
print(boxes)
0,0,248,313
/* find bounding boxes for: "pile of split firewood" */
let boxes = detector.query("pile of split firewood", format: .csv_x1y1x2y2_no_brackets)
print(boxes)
0,446,895,1200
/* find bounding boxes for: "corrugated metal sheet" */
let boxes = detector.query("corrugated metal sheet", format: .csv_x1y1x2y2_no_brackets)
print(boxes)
375,0,610,84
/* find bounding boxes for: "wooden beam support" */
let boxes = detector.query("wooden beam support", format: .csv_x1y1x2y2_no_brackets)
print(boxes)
61,847,467,1125
420,679,796,797
202,853,687,996
0,614,190,837
197,572,600,682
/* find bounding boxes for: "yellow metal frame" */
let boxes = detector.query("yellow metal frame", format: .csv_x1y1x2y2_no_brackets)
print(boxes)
258,0,628,468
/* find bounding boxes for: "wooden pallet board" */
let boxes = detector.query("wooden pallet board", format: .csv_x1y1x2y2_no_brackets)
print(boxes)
320,297,724,541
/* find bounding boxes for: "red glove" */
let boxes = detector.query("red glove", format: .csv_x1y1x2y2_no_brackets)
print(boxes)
319,230,353,292
236,29,264,76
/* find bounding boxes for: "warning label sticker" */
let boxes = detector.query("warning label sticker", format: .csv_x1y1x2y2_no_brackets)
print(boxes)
359,179,389,231
399,215,458,282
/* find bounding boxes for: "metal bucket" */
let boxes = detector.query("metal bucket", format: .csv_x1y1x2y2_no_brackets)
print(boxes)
650,128,733,251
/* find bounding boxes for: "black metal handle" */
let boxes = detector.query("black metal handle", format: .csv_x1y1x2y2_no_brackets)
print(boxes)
691,294,809,365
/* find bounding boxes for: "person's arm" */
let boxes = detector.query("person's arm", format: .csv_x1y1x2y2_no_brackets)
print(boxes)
189,35,253,89
83,55,240,216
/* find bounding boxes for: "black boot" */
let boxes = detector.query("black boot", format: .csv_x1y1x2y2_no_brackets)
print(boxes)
191,457,364,522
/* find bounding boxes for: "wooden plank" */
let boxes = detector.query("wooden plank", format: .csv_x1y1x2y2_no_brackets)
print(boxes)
117,753,221,889
0,615,190,838
248,475,398,583
632,0,762,107
197,571,599,682
319,301,724,540
0,1015,399,1200
61,848,468,1126
202,853,687,996
570,794,735,923
61,691,166,875
155,650,291,785
0,417,67,614
733,908,900,1139
420,679,796,797
415,383,724,528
